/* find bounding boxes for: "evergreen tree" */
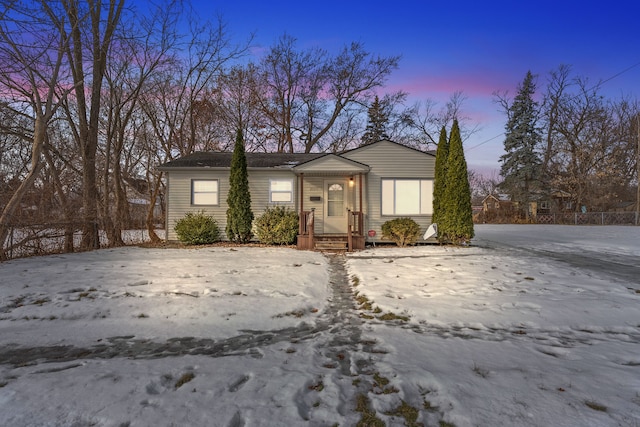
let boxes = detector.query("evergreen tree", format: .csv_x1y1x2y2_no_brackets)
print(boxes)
499,71,542,217
441,120,474,245
361,95,390,145
432,126,449,243
226,129,254,242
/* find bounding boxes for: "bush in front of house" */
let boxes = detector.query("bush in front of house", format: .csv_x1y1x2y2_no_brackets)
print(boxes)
174,211,221,245
254,206,299,245
381,217,420,247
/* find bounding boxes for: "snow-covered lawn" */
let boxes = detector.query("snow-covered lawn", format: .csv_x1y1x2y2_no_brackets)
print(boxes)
347,244,640,426
0,226,639,426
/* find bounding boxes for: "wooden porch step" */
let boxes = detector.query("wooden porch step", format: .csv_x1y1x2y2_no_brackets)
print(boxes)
315,240,347,250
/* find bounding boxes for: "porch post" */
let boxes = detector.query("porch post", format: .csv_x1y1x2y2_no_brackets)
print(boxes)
358,173,363,213
299,173,304,234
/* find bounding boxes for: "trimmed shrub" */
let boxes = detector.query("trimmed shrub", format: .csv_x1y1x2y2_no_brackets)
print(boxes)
381,217,420,247
254,206,299,245
174,211,220,245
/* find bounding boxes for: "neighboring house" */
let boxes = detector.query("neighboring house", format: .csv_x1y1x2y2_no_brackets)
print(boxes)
482,190,575,220
611,201,636,213
159,140,436,250
482,194,512,213
535,190,573,214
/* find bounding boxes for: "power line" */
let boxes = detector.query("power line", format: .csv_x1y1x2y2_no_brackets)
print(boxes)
465,61,640,152
595,60,640,88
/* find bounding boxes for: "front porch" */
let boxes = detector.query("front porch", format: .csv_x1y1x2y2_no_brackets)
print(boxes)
291,154,370,252
297,210,365,251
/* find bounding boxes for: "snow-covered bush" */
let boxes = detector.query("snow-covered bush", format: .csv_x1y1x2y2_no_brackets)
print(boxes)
254,206,299,245
381,217,420,247
174,211,220,245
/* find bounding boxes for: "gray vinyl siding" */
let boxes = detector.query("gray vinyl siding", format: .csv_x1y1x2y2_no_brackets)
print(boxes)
165,169,297,241
343,141,435,242
300,176,325,233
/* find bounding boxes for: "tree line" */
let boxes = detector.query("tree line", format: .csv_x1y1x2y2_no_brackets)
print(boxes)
496,67,639,217
0,0,467,259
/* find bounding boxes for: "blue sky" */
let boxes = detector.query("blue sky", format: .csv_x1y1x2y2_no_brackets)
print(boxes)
188,0,640,174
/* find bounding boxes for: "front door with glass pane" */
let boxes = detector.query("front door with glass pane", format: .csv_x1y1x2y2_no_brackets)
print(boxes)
324,180,348,234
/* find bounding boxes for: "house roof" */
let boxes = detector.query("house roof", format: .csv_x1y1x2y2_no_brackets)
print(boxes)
292,153,370,174
159,151,324,170
341,139,436,157
482,193,511,202
158,140,435,171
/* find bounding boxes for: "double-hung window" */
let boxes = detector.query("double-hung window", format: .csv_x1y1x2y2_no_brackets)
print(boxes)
191,179,219,205
381,179,433,215
269,179,293,203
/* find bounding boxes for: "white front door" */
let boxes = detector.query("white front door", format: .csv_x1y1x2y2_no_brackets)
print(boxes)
324,180,348,233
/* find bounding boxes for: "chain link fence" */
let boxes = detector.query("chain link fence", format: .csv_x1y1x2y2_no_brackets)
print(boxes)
1,221,165,261
535,212,639,225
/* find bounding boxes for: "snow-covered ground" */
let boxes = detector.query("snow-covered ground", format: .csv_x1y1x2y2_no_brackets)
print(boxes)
0,225,638,426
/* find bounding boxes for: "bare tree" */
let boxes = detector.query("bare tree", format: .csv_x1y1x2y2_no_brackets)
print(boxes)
138,12,250,241
212,64,265,150
256,34,325,153
100,0,181,246
0,1,71,259
256,36,400,153
468,169,501,202
402,91,480,151
53,0,125,250
305,42,400,153
541,67,637,211
42,119,82,252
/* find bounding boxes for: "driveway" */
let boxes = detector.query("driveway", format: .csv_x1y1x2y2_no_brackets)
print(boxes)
473,224,640,283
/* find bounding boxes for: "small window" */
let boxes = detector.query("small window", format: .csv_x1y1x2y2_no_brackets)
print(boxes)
381,179,433,215
192,179,218,205
270,179,293,203
327,183,344,217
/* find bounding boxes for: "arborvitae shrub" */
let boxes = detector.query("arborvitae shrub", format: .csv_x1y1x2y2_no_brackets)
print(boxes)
254,206,299,245
174,211,220,245
442,119,474,245
226,129,253,243
381,217,420,247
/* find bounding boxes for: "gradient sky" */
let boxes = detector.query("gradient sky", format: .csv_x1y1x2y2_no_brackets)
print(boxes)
188,0,640,174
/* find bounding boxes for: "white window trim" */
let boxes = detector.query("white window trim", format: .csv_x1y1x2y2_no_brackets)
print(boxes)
191,179,219,206
269,178,293,203
381,178,433,216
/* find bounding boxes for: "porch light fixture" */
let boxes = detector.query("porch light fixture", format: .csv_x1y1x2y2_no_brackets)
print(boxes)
349,176,354,186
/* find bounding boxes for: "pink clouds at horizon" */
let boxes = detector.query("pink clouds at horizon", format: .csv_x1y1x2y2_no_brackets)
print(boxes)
381,69,510,128
385,67,521,100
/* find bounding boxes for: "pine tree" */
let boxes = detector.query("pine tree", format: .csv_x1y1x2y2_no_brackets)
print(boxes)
499,71,542,217
432,126,449,243
361,95,390,145
226,129,254,243
441,120,474,245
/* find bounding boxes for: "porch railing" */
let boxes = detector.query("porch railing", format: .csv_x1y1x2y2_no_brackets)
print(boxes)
297,210,315,250
348,209,363,234
347,209,364,252
298,209,365,251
